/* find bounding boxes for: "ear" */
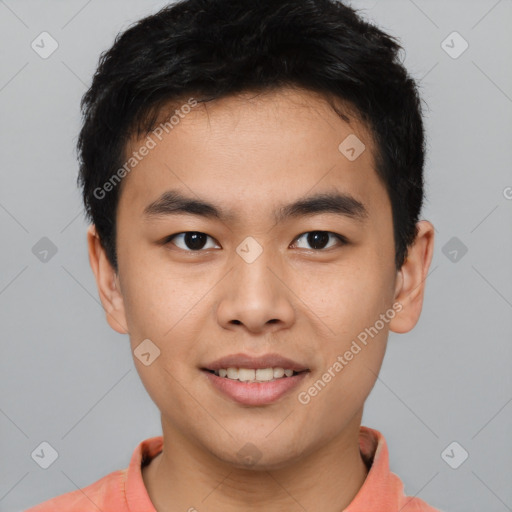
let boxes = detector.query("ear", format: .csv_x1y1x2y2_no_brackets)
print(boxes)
389,220,435,334
87,224,129,335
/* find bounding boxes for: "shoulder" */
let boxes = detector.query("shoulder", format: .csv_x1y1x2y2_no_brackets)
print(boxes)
397,493,443,512
24,469,127,512
355,426,442,511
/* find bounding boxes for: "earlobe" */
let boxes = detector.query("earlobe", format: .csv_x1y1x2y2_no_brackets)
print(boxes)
86,224,129,335
389,220,435,334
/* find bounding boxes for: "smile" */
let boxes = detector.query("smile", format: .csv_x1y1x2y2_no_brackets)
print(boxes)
202,368,309,405
207,367,303,382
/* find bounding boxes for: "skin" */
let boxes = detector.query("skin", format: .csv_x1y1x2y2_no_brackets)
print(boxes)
87,87,434,512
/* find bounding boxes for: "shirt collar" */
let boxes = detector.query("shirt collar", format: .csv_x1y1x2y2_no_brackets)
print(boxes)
124,426,416,512
345,426,407,510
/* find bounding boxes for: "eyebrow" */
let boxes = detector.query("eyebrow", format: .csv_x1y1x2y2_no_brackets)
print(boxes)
143,189,368,224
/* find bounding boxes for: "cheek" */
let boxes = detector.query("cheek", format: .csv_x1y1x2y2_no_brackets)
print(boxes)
300,259,392,336
297,314,389,429
120,269,212,396
302,259,393,398
118,245,206,338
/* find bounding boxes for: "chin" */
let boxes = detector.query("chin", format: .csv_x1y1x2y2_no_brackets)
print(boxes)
210,438,307,472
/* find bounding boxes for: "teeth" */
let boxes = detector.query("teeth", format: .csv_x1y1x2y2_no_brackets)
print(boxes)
227,367,238,379
238,368,255,381
256,368,274,380
213,367,298,382
273,367,285,378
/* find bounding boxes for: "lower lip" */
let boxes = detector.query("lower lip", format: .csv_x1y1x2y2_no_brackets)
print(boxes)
202,370,308,405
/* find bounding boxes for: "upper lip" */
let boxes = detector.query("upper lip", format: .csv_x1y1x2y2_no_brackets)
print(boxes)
203,353,309,372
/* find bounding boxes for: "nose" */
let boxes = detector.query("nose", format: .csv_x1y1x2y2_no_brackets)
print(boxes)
215,243,296,334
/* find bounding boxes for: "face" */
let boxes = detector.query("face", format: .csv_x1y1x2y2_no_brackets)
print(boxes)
88,87,433,470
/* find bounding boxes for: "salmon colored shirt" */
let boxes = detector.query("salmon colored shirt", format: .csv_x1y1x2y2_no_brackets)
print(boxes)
25,426,441,511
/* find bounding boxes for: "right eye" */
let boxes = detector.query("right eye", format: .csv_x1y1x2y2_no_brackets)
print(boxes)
164,231,221,251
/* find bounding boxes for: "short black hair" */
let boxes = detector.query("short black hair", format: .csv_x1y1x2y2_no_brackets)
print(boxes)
77,0,426,272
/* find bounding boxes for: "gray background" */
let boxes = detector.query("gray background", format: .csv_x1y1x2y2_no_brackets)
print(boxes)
1,0,511,511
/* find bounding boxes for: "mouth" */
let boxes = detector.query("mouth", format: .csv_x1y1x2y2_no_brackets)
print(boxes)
202,367,307,382
200,353,310,405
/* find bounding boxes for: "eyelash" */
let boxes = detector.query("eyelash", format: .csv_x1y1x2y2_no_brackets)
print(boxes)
163,231,348,252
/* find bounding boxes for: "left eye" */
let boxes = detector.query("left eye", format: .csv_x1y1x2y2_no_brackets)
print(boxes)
164,230,346,252
292,231,346,251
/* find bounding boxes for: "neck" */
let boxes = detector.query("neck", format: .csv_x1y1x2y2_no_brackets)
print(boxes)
143,413,369,512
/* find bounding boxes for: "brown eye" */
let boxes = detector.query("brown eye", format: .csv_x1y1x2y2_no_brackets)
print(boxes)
165,232,220,251
293,231,347,250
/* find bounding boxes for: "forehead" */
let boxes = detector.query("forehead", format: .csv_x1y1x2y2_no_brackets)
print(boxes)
117,87,387,223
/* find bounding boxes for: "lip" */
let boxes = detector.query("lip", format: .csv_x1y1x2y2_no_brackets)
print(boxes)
202,352,309,372
202,370,309,405
201,352,310,406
